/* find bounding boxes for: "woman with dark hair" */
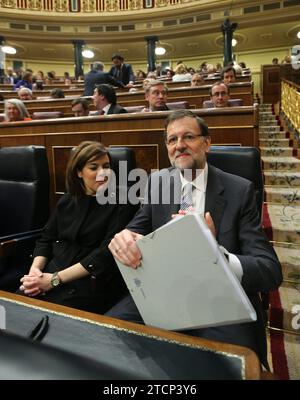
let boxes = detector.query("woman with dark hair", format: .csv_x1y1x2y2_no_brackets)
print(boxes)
19,141,138,313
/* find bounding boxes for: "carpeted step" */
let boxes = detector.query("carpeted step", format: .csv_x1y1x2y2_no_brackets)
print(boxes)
269,283,300,334
260,138,290,147
263,203,300,245
265,188,300,205
260,126,281,133
264,171,300,187
259,131,287,139
262,157,300,172
274,244,300,281
260,147,293,157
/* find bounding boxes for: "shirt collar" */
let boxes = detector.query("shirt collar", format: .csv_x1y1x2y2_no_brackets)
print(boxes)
179,162,208,192
102,104,111,114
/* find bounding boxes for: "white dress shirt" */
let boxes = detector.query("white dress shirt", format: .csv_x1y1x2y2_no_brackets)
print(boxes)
179,163,243,281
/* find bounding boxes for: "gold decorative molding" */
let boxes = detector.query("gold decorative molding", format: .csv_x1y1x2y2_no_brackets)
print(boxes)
0,0,16,7
54,0,68,13
281,81,300,133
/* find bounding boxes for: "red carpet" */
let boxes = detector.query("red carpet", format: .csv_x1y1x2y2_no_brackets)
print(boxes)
263,203,290,379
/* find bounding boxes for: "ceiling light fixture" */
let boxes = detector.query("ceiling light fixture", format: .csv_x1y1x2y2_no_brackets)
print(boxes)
82,49,94,59
155,46,166,56
297,31,300,39
2,45,17,54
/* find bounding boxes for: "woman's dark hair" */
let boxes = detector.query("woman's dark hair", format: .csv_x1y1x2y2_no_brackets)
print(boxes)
50,88,65,99
66,141,111,197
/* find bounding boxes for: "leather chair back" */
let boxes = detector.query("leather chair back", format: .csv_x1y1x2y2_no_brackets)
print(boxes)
208,146,263,219
0,146,50,236
202,99,243,108
32,111,63,119
167,101,189,110
108,147,137,189
124,105,144,113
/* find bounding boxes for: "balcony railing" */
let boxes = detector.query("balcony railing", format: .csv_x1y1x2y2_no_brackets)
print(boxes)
0,0,195,13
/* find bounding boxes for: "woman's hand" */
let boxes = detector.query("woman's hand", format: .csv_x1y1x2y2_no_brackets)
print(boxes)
19,272,53,296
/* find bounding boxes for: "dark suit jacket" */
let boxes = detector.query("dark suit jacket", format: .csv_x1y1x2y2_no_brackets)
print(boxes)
127,165,282,364
33,193,137,312
109,63,135,85
84,70,124,96
107,104,128,115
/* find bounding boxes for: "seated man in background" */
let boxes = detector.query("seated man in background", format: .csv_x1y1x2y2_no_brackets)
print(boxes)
221,66,236,84
71,97,90,117
210,82,230,108
18,87,33,101
191,73,204,87
92,84,127,115
142,80,169,112
107,110,282,370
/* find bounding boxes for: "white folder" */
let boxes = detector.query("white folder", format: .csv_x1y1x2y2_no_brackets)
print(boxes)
115,214,256,331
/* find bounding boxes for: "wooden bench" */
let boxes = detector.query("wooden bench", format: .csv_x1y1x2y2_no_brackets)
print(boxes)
0,106,258,208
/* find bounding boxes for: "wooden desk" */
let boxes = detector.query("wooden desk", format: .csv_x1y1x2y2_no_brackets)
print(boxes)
0,290,260,379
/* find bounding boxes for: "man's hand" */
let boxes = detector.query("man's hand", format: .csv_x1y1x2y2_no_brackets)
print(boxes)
109,229,144,269
172,210,216,238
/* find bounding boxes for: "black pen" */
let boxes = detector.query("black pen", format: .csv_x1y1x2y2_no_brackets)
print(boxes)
28,315,49,342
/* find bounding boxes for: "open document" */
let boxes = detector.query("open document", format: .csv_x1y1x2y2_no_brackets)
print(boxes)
115,214,257,331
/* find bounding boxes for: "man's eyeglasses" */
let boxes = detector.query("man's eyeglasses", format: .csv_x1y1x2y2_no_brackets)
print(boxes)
165,134,203,147
212,91,228,97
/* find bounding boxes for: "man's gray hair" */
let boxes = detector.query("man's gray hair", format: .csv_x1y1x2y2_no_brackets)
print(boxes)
18,87,33,96
164,110,210,139
144,79,168,94
92,61,104,71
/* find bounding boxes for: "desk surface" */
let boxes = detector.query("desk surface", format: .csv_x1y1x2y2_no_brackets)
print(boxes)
0,291,260,380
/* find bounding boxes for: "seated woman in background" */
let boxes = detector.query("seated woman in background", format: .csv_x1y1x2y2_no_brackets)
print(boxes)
19,141,138,313
4,99,31,122
172,63,192,82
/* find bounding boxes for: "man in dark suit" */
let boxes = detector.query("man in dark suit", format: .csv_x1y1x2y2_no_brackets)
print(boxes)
84,61,124,96
107,110,282,369
92,84,127,115
109,53,135,87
